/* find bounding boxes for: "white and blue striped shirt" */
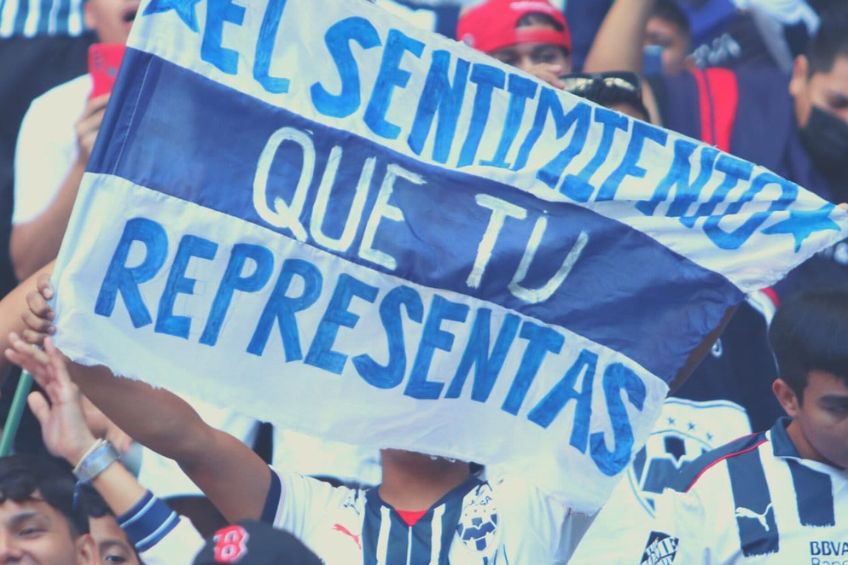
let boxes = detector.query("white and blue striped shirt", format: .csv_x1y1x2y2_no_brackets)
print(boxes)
0,0,86,38
639,418,848,564
264,469,571,564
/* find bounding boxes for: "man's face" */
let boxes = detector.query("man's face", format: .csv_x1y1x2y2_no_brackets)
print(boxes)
790,54,848,129
644,16,690,75
785,370,848,469
88,516,138,565
83,0,139,45
490,41,572,75
0,496,95,565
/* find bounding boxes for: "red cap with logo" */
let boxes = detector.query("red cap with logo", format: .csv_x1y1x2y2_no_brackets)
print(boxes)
456,0,572,55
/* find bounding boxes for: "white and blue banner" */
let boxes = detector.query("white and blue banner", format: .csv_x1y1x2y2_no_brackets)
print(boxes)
52,0,847,510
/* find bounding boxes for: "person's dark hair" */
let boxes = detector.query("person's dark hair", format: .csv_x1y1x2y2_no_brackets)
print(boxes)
650,0,691,39
516,12,564,32
77,484,113,519
769,288,848,400
0,454,89,536
807,4,848,75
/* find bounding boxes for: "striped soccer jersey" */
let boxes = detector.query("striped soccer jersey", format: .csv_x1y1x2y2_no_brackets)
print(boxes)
642,418,848,564
264,469,569,564
0,0,86,37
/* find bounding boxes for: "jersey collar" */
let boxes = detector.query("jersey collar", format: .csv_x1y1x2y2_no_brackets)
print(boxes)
367,473,485,516
770,416,801,458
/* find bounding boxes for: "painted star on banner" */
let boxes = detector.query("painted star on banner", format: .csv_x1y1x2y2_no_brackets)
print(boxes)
143,0,203,32
763,203,842,252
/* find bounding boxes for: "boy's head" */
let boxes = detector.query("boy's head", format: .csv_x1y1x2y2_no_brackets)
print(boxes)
77,486,139,565
84,0,138,44
769,288,848,468
0,455,96,564
644,0,691,75
789,5,848,183
457,0,572,75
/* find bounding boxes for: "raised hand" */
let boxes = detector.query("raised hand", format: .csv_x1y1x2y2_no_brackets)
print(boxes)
5,334,97,466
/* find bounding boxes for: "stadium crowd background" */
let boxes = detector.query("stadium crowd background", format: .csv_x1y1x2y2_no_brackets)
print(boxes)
0,0,846,563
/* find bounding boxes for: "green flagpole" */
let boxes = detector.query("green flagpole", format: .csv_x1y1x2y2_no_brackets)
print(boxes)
0,372,34,456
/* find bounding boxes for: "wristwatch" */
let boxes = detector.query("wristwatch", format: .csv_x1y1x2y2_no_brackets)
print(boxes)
73,440,120,483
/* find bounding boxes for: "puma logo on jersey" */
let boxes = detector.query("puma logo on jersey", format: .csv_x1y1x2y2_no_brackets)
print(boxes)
735,503,773,532
333,523,362,550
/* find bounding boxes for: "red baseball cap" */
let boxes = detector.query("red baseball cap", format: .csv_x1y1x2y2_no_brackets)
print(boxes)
456,0,572,55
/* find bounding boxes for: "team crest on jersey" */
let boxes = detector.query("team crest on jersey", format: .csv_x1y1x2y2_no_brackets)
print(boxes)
640,531,679,565
457,484,499,555
628,399,750,514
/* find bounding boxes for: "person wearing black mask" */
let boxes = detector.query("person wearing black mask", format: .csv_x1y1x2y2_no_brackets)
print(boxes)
790,20,848,198
779,7,848,295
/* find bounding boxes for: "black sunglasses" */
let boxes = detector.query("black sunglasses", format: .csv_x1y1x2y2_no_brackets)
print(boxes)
559,72,643,99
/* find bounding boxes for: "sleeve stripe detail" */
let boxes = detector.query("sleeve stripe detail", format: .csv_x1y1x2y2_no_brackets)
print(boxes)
117,491,155,528
135,512,180,552
116,491,179,550
261,468,282,524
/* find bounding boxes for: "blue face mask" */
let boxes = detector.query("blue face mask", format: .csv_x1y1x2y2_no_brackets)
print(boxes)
800,105,848,194
643,45,664,75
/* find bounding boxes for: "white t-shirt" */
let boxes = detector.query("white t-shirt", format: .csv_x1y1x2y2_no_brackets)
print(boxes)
268,469,572,564
13,73,90,225
573,418,848,564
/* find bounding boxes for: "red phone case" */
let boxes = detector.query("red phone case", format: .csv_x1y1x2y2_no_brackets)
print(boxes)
88,44,126,99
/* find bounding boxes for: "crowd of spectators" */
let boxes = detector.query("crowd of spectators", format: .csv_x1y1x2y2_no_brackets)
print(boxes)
0,0,846,563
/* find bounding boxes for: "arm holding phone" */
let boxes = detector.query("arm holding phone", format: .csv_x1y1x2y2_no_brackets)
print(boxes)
10,97,106,280
10,44,123,281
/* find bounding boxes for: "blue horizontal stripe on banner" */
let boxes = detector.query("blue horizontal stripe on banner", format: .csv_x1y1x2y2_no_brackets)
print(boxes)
88,48,743,382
